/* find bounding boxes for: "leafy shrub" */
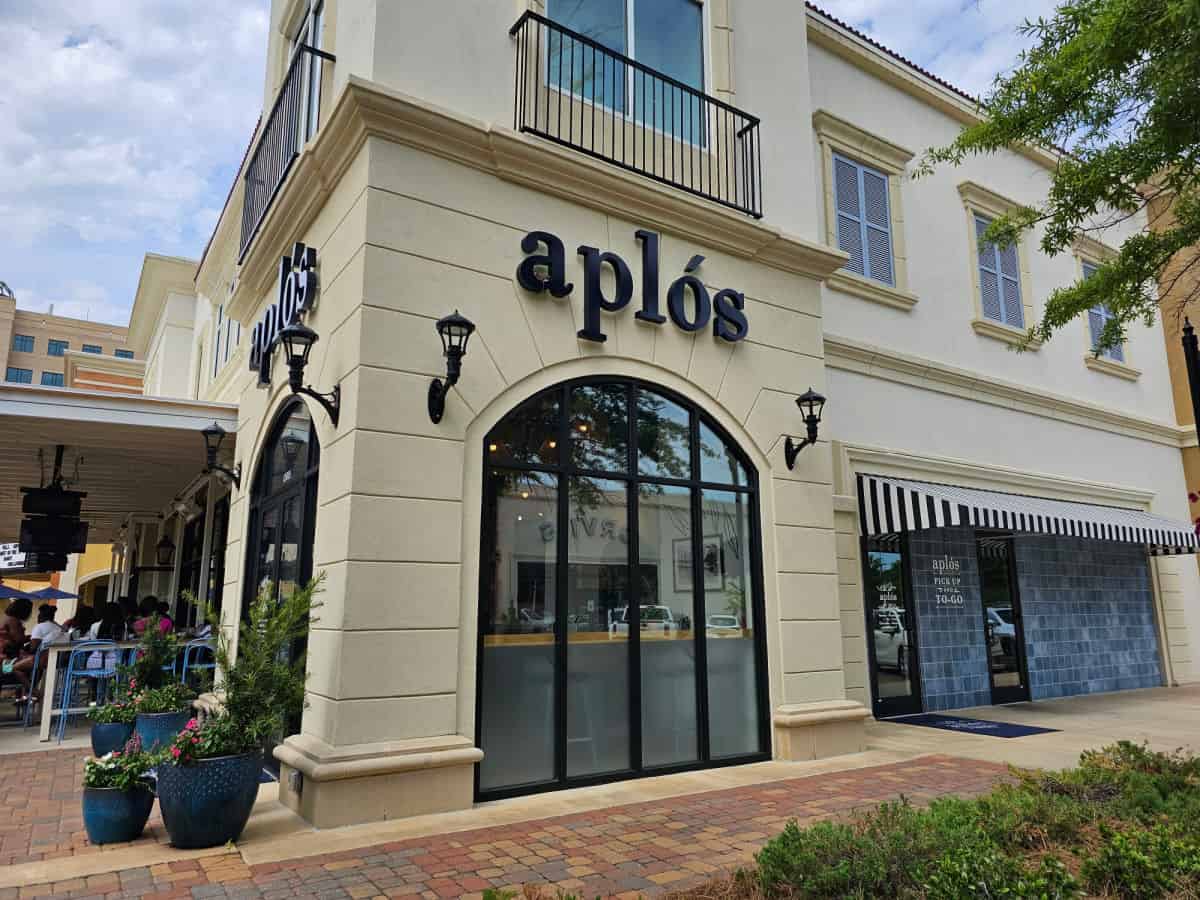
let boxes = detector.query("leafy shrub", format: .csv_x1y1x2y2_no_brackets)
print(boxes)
924,848,1078,899
83,734,158,792
85,699,136,724
131,681,195,714
1082,823,1200,899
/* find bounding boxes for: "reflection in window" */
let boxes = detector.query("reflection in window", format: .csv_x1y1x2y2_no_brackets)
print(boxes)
570,383,628,472
637,389,691,479
487,390,561,467
699,420,747,486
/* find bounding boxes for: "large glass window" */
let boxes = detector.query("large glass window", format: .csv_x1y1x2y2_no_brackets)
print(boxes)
11,334,33,353
40,372,64,387
47,339,68,357
477,377,766,798
6,367,32,384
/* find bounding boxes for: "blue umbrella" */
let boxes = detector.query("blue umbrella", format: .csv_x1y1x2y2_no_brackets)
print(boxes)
29,587,77,600
0,584,34,601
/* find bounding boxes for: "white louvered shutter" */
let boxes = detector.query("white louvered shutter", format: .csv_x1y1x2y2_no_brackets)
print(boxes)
861,169,894,285
833,154,864,276
975,215,1003,322
1082,262,1125,362
1088,308,1105,350
997,241,1023,328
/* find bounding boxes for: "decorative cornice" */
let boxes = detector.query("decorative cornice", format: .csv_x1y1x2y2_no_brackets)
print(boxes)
971,317,1043,350
958,181,1024,219
230,76,848,321
1085,354,1141,381
823,332,1188,448
1073,233,1118,263
812,109,913,175
827,270,918,311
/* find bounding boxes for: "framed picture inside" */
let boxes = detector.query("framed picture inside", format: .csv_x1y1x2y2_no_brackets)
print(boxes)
673,536,725,593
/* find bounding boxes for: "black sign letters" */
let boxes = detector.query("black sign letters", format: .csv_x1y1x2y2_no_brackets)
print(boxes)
248,242,319,386
517,229,748,344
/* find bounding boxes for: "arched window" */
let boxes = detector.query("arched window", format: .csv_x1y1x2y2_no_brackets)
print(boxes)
244,400,320,621
476,377,768,798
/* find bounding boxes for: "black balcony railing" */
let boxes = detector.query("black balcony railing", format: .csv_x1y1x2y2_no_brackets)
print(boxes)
510,12,762,219
239,44,335,261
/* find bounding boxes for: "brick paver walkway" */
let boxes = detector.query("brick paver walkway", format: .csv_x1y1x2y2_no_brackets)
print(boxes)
12,754,1008,899
1,748,163,868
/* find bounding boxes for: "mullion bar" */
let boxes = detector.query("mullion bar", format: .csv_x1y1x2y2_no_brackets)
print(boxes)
626,382,642,773
689,405,711,763
553,384,570,786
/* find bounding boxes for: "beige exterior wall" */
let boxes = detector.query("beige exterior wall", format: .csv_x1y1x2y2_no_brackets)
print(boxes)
3,307,130,386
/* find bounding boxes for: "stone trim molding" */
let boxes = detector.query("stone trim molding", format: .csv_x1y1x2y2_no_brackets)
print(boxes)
274,732,484,783
832,440,1157,510
970,317,1043,351
957,181,1038,340
773,699,870,727
229,75,849,322
824,332,1189,449
772,700,868,761
814,109,916,311
1085,354,1142,381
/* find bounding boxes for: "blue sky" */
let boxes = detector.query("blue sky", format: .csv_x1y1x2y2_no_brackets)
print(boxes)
0,1,1055,327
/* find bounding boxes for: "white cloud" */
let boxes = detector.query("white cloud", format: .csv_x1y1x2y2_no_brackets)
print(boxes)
0,1,268,324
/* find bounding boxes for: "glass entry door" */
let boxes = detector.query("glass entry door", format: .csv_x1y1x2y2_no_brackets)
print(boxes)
976,535,1029,704
863,536,922,717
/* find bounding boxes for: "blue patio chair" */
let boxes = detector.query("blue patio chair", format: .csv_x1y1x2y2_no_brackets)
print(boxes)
21,646,47,728
181,639,216,688
56,641,119,743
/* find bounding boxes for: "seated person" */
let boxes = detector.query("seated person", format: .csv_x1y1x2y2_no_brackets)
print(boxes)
1,599,32,697
132,596,171,636
86,603,124,672
156,601,175,633
12,604,64,700
61,604,96,640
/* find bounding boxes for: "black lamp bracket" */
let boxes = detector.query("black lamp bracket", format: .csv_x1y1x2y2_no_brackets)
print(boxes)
784,417,821,470
428,376,454,424
206,461,243,491
296,383,341,427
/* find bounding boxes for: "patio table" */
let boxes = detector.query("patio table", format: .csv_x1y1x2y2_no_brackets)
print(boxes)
38,638,140,741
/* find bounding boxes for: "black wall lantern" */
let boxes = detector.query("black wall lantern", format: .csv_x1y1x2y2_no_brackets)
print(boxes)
428,311,476,423
201,422,242,490
784,387,826,470
155,532,176,567
275,322,341,427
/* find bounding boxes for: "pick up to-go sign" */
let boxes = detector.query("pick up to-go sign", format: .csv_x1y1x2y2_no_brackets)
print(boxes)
516,229,749,344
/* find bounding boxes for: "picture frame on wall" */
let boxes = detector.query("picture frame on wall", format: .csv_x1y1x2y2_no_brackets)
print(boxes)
673,536,725,593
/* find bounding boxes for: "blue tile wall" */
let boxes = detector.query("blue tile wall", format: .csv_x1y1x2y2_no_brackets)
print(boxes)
1013,535,1162,700
907,529,992,712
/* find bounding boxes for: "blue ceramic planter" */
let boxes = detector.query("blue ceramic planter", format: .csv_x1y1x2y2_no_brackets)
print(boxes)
82,784,155,845
91,721,135,757
135,711,191,753
157,751,261,849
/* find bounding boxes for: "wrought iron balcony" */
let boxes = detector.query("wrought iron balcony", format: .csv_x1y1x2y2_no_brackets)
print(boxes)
510,12,763,219
239,44,335,262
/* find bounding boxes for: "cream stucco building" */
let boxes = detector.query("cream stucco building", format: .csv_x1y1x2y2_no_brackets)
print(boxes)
3,0,1199,829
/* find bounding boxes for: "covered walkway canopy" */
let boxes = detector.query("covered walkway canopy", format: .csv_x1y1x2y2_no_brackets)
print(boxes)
0,384,237,544
858,473,1198,556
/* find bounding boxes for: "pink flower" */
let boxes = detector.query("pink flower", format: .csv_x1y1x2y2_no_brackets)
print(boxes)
185,718,199,730
170,747,181,759
191,736,199,744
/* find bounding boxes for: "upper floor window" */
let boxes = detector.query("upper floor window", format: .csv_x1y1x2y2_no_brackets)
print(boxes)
47,339,68,357
974,214,1024,329
40,372,64,387
6,367,32,384
11,334,33,353
548,0,705,108
1082,260,1125,364
82,344,101,354
292,0,325,141
114,349,134,359
833,153,894,286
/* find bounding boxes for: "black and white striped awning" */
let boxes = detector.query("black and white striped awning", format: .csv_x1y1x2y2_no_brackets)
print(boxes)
857,474,1198,555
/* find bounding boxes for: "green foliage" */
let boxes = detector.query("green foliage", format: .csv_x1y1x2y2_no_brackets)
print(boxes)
1082,823,1200,898
83,734,159,792
131,681,195,714
169,577,321,762
917,0,1200,353
85,698,136,725
924,848,1078,899
125,614,181,691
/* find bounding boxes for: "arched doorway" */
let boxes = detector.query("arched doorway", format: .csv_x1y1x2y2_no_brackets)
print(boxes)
476,377,769,799
244,399,320,625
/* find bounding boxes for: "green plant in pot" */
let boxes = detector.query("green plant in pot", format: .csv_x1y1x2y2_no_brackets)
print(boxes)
85,697,137,757
81,733,159,845
156,577,319,849
128,618,197,752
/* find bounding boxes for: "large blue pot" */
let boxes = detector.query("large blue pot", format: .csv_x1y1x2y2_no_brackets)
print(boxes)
135,711,191,753
157,751,261,849
91,721,135,757
82,784,155,845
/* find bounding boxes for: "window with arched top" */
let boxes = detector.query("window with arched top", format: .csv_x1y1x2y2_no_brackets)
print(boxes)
476,377,768,798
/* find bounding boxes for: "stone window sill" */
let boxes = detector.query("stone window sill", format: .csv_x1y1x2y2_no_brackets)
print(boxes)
971,318,1043,351
1084,354,1140,381
827,270,918,311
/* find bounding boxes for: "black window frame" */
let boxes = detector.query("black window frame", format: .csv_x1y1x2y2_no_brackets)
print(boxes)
475,375,770,801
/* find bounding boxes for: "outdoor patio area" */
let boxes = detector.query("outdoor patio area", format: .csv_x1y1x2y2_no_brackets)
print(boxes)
4,685,1200,897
